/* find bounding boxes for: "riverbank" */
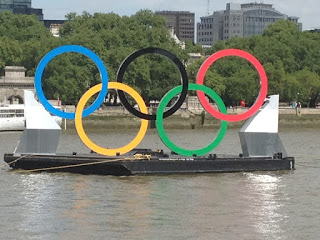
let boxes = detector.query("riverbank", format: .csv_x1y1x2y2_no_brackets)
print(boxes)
64,112,320,130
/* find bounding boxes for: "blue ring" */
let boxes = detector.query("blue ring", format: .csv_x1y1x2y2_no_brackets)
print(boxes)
34,45,109,119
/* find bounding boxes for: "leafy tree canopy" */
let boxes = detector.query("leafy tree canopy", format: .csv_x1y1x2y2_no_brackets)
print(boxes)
194,20,320,107
0,12,319,107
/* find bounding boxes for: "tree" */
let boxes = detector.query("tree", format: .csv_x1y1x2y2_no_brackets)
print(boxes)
1,12,320,108
200,20,320,106
0,12,54,75
0,36,22,71
55,10,185,105
293,68,320,107
185,40,203,54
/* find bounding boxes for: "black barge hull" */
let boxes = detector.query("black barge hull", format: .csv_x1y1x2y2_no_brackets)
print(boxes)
4,153,295,176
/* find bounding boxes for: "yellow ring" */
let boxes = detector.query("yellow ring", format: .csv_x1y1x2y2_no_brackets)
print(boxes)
75,82,149,156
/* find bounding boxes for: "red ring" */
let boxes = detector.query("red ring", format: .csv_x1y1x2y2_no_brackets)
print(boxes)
196,49,268,122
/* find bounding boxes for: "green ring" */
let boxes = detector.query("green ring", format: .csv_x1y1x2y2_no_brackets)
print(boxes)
156,83,228,156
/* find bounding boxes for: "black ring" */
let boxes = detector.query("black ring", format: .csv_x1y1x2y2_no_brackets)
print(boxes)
116,47,189,120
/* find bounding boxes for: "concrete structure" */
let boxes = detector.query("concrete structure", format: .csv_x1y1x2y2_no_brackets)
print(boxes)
287,16,302,32
0,66,34,104
168,26,185,49
187,53,203,65
14,90,61,156
197,12,223,47
44,20,66,37
197,2,302,46
0,0,31,9
239,95,287,158
155,11,195,42
0,0,43,20
242,3,286,37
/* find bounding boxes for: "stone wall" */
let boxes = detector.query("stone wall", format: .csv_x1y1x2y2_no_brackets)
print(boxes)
0,66,34,104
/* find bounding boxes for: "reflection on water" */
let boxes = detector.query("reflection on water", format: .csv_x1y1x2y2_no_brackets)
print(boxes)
60,176,98,240
112,178,154,238
19,174,67,238
244,173,288,240
0,128,320,239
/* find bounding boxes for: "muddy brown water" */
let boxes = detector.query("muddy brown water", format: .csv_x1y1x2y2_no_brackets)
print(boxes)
0,127,319,239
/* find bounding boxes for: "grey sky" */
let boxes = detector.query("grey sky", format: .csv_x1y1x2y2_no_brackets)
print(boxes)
33,0,319,30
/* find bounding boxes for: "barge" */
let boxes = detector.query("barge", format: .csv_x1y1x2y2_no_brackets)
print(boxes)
3,92,295,176
4,150,294,176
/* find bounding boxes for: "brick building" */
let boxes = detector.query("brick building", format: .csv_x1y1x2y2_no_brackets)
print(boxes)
155,11,195,42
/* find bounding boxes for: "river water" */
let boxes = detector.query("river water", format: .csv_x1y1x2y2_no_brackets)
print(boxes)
0,127,319,240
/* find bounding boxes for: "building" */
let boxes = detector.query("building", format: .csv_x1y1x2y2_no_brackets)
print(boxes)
155,11,195,42
168,26,186,49
222,3,243,41
288,16,303,31
0,66,34,104
197,3,302,46
309,28,320,33
241,3,287,37
44,20,66,37
0,0,31,9
0,0,43,20
197,11,224,47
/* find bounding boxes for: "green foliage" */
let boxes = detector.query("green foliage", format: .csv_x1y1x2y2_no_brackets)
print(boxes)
0,36,22,70
0,12,54,75
292,68,320,107
0,11,320,108
0,11,51,42
0,10,189,105
185,40,203,54
56,10,184,105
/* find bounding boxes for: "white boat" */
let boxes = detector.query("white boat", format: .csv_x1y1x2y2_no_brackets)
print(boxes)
0,104,25,131
0,103,62,131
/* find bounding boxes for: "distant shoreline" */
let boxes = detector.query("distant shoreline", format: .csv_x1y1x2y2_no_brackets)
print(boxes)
64,112,320,130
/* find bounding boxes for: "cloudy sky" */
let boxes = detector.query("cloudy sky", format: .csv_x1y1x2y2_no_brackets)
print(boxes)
33,0,319,30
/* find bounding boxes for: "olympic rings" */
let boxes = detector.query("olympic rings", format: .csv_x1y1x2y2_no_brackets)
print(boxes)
35,45,269,157
156,83,228,156
35,45,109,119
196,49,268,122
116,47,189,120
75,82,148,156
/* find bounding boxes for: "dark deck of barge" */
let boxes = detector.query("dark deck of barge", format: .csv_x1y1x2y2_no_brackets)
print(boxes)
4,150,295,176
